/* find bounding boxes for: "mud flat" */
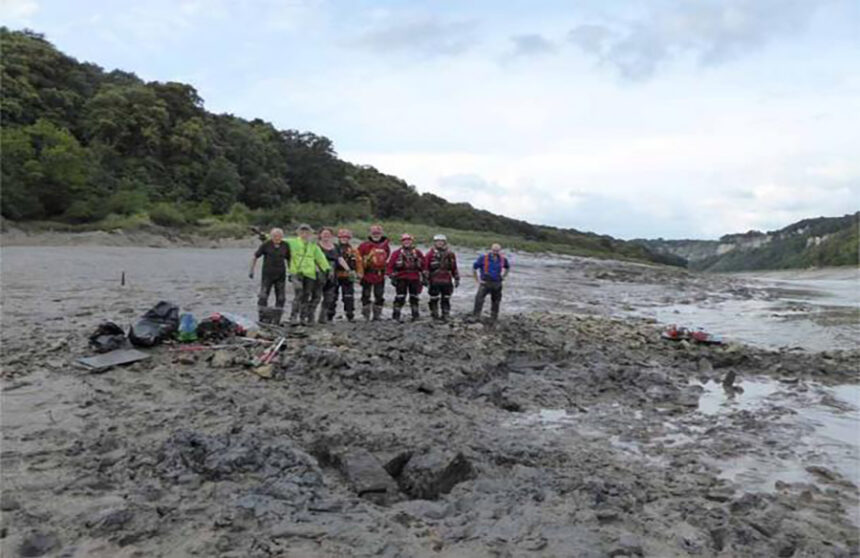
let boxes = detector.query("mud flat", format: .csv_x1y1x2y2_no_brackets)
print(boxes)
1,246,858,557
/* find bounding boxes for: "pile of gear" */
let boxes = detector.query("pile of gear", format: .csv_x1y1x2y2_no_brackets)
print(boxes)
81,301,283,375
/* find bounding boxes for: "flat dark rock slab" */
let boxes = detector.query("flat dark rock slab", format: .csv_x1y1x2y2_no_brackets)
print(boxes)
338,449,399,503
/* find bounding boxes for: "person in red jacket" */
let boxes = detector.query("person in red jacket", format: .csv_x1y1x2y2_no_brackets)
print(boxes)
423,234,459,321
358,224,391,321
386,233,424,322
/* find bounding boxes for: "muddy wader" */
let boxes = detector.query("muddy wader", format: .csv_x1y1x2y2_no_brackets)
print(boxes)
472,252,510,323
317,246,340,324
473,280,503,322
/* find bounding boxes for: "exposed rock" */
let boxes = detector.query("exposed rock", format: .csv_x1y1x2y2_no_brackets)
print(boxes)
17,531,59,557
210,350,234,368
252,364,273,379
609,533,644,557
337,449,399,504
398,450,476,500
176,352,197,365
0,493,20,511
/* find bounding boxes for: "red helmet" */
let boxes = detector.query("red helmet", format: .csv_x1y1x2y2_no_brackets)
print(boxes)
400,233,413,242
337,228,352,238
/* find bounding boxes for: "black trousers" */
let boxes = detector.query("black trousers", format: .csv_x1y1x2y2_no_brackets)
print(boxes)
393,279,421,314
327,277,355,320
428,282,454,316
258,275,286,323
361,282,385,309
473,280,502,319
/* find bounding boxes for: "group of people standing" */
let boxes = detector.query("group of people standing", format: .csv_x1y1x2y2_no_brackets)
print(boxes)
249,224,510,325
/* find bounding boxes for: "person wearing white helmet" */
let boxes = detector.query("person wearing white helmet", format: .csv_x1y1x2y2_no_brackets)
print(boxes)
386,233,424,322
422,234,460,321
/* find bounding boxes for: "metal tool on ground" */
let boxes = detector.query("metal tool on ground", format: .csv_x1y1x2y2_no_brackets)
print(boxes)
170,338,272,352
254,336,285,367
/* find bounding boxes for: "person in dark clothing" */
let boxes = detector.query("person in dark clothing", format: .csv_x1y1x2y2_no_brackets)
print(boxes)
386,233,424,322
472,243,510,323
249,228,290,324
327,228,364,322
316,228,349,324
358,224,391,321
423,234,459,321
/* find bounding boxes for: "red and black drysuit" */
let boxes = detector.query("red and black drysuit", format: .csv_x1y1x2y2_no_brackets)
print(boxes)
327,243,364,322
358,236,391,320
386,246,425,320
423,247,459,319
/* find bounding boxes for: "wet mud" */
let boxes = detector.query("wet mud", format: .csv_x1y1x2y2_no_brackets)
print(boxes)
1,246,858,557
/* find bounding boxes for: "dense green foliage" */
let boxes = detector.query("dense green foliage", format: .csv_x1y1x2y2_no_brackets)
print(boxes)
1,28,679,264
690,213,859,271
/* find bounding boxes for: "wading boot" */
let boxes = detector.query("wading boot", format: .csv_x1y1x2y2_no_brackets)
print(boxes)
429,301,440,320
346,313,355,322
392,307,402,322
372,305,383,322
441,309,450,322
411,304,420,322
362,305,371,321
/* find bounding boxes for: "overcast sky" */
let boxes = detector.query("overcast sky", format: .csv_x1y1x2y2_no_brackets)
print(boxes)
3,0,859,239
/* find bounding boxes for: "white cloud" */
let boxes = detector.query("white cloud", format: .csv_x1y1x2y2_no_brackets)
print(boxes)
0,0,38,21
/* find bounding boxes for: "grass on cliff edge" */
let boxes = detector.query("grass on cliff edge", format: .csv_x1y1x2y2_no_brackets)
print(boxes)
7,214,642,261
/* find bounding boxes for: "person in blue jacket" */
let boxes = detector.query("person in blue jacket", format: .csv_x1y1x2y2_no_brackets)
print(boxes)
472,243,510,322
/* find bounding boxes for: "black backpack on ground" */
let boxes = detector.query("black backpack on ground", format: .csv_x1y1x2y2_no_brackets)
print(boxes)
129,301,180,347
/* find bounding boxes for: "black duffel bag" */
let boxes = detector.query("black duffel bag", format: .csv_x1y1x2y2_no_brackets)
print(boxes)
89,321,127,353
129,301,180,347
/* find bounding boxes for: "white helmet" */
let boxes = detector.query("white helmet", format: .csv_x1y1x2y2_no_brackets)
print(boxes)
433,234,447,242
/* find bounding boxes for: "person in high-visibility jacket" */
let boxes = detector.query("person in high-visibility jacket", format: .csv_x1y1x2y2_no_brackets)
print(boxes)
287,224,332,325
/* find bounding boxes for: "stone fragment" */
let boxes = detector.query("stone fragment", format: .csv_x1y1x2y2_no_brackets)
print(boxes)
18,531,59,557
609,533,643,557
253,364,273,379
398,450,476,500
0,493,20,511
177,352,197,365
270,522,328,539
210,350,234,368
338,449,399,504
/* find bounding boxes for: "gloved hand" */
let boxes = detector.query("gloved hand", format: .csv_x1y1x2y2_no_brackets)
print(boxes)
421,275,429,287
249,271,254,279
454,277,460,288
389,277,397,287
288,274,293,283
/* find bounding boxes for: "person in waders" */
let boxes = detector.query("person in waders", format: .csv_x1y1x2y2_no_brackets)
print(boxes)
358,224,390,321
327,228,364,322
472,243,510,323
315,228,350,324
286,224,331,325
423,234,459,321
249,228,290,324
387,233,424,322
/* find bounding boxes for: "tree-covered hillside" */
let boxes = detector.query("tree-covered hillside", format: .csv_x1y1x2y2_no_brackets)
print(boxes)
0,28,683,265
